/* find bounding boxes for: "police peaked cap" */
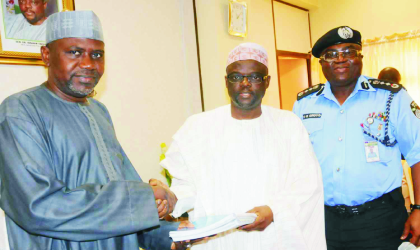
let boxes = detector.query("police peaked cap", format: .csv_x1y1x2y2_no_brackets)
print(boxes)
311,26,362,58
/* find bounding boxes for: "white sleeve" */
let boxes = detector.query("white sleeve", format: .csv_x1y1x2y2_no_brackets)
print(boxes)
161,141,197,218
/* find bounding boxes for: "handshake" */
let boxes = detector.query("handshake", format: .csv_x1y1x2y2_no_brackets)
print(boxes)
149,178,177,219
149,179,198,250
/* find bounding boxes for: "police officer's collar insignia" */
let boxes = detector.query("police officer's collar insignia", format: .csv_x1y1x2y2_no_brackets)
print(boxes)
316,85,325,96
368,79,404,93
411,101,420,119
338,27,353,39
361,81,370,90
297,84,325,100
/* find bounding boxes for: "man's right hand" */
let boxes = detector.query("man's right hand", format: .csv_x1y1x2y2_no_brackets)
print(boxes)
150,179,177,218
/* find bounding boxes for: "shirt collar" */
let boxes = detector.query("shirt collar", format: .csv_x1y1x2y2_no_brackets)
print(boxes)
319,75,375,101
354,75,376,93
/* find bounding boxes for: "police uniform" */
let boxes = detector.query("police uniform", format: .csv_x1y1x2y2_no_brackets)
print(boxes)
293,26,420,250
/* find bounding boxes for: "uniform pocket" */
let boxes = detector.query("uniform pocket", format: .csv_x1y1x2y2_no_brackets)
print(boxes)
303,118,324,145
362,133,394,165
378,143,393,164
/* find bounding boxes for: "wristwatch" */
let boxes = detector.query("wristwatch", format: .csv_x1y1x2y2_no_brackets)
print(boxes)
410,204,420,210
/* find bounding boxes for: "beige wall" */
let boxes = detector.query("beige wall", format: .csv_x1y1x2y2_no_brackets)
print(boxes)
273,1,311,53
0,65,47,101
310,0,420,43
281,0,319,10
0,0,202,183
195,0,280,111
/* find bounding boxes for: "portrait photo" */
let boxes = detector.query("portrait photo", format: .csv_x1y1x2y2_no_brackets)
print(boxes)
0,0,74,65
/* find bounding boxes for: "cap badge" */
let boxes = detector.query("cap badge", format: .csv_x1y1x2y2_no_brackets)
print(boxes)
338,27,353,39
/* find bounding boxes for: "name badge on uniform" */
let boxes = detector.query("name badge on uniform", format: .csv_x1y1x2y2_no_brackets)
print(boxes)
303,113,322,119
364,141,380,162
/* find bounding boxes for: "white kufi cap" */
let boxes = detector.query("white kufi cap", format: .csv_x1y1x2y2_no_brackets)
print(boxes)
46,10,104,44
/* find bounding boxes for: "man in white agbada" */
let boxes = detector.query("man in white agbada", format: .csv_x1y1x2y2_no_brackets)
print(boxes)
5,0,48,41
160,43,327,250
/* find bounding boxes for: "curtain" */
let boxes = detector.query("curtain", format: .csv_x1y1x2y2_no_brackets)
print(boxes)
311,30,420,103
362,30,420,103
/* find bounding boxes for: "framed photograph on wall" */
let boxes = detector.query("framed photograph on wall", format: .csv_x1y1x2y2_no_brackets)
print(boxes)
0,0,74,65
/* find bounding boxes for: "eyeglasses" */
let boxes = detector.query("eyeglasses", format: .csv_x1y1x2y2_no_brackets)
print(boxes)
320,49,362,62
227,73,268,84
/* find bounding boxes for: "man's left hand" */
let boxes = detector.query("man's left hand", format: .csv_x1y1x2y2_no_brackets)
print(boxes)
401,209,420,246
239,205,273,231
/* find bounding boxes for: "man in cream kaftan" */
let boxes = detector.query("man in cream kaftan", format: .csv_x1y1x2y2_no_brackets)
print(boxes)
5,13,46,41
161,43,326,250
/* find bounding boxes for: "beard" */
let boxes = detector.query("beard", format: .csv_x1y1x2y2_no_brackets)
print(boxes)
23,12,45,25
65,71,100,97
67,81,96,96
232,93,260,110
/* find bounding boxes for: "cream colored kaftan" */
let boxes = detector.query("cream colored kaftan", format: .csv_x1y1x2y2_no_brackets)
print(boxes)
161,105,326,250
5,14,46,41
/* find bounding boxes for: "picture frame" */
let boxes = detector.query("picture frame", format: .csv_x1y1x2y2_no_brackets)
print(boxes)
0,0,75,66
228,0,247,38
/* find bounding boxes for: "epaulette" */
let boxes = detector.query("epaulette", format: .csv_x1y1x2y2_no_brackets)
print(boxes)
368,79,405,93
297,84,325,101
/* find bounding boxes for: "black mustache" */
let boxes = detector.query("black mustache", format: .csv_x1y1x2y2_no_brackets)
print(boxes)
71,70,100,78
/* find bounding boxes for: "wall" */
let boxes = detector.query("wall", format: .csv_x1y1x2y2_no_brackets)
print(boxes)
281,0,319,10
0,0,202,183
273,1,311,53
195,0,280,111
310,0,420,43
0,65,47,101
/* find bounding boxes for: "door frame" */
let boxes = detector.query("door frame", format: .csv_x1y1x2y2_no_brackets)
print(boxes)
271,0,312,109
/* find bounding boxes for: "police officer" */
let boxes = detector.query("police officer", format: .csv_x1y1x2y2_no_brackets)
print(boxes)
293,26,420,250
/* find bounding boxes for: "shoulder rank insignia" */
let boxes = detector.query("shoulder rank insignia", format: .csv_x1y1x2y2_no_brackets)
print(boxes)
297,84,325,101
410,101,420,119
368,79,404,93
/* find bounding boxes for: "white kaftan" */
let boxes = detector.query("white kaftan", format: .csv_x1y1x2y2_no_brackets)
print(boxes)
5,14,46,41
161,105,326,250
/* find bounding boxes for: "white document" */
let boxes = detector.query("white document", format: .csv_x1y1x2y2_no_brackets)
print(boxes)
0,209,10,250
398,242,418,250
169,213,257,242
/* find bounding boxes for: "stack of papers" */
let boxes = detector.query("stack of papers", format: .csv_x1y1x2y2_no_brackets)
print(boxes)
169,213,257,241
398,242,418,250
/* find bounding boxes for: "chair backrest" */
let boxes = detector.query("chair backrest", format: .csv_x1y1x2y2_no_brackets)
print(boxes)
402,160,414,211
